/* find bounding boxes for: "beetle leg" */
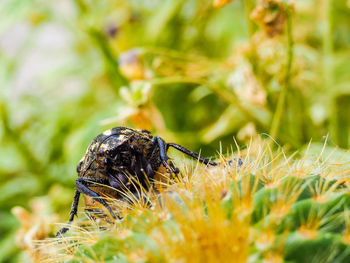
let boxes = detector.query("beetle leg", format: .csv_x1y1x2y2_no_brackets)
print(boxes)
153,136,179,174
129,144,152,179
153,136,168,167
145,162,154,179
56,190,80,237
57,177,119,237
227,158,243,167
130,144,154,179
167,143,217,166
109,173,128,189
133,152,154,188
75,177,118,220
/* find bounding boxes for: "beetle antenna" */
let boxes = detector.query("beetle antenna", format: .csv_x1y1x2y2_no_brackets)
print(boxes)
167,143,217,166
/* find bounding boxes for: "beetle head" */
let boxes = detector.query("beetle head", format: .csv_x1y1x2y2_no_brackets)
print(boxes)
95,137,138,173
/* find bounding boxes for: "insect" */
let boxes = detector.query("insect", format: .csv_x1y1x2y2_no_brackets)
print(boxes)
57,127,218,236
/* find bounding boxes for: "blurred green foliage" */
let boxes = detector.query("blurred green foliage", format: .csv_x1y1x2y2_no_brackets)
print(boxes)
0,0,350,262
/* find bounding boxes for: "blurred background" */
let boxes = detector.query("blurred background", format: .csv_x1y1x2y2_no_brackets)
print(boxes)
0,0,350,261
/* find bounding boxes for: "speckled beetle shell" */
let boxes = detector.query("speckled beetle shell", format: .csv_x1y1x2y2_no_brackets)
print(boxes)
57,126,219,236
79,127,168,200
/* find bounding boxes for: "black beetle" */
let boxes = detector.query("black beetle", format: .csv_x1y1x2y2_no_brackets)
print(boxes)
57,127,219,236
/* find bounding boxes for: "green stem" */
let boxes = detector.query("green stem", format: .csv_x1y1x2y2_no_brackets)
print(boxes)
73,0,128,89
89,28,128,89
269,1,294,139
243,0,255,39
323,0,336,145
323,0,333,81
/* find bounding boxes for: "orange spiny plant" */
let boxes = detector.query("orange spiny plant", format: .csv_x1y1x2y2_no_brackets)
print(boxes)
15,139,350,262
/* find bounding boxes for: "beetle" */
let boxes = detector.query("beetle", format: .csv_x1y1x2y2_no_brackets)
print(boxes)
57,127,219,236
